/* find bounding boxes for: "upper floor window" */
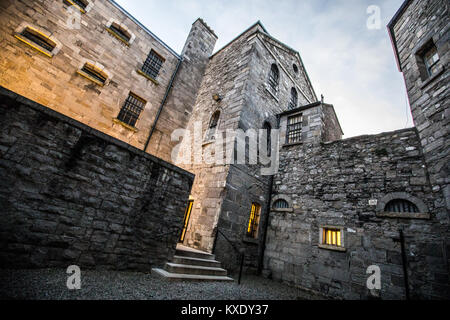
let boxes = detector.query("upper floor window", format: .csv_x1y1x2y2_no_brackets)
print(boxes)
107,22,132,45
273,199,289,209
286,114,302,144
268,64,279,93
263,122,272,156
289,88,298,109
293,64,299,74
247,203,261,239
415,39,441,83
205,111,220,141
15,26,57,57
423,44,440,78
117,92,146,127
385,199,419,213
64,0,89,12
141,50,165,80
77,62,108,86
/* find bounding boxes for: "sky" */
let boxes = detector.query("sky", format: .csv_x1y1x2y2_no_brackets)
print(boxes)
115,0,412,138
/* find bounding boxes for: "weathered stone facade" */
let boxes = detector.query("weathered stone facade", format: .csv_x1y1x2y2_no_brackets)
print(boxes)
0,87,194,271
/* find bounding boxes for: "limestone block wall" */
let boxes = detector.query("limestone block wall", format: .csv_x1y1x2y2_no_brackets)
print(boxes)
390,0,449,220
0,0,181,152
264,128,449,299
0,87,194,271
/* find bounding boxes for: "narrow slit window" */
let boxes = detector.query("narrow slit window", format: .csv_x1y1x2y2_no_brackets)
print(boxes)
108,22,131,44
322,228,342,247
117,93,146,127
289,88,298,109
247,203,261,239
141,50,165,80
268,64,279,93
205,111,220,141
17,27,56,55
78,63,108,85
286,114,302,144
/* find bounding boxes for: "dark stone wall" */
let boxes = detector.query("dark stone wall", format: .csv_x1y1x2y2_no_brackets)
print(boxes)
0,87,194,271
264,128,449,299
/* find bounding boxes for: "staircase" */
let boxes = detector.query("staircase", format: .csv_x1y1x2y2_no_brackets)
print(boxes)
152,244,234,282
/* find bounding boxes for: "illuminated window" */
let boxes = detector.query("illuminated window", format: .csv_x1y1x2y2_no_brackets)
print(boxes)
289,88,298,109
107,22,131,44
77,63,108,86
385,199,419,213
117,92,146,127
268,64,279,93
205,111,220,141
273,199,289,209
322,228,342,247
141,50,165,80
15,26,56,57
64,0,88,12
247,203,261,239
286,114,302,144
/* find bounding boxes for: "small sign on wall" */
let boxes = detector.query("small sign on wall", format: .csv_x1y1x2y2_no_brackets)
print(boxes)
369,199,378,206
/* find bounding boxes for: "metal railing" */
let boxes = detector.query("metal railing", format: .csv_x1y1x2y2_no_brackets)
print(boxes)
212,227,244,285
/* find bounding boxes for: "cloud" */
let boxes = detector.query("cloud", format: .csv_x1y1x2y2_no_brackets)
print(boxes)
115,0,413,138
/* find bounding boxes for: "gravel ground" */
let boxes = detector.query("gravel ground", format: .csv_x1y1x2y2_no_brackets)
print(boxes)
0,268,323,300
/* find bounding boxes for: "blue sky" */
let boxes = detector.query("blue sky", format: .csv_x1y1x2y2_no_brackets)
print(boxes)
115,0,411,138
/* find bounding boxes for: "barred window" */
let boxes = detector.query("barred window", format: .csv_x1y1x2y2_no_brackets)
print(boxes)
117,93,146,127
247,203,261,239
64,0,88,12
268,64,279,93
322,228,342,247
205,111,220,141
423,44,440,78
108,22,131,44
142,50,165,80
273,199,289,209
78,63,107,85
286,114,302,144
289,88,298,109
385,199,419,213
20,27,56,52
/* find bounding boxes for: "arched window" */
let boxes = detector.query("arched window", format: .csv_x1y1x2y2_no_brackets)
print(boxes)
263,122,272,156
268,64,279,93
107,22,132,44
293,64,299,74
273,199,289,209
205,111,220,141
289,88,298,109
385,199,419,213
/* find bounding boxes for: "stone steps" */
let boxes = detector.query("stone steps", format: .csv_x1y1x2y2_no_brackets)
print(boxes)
151,244,234,282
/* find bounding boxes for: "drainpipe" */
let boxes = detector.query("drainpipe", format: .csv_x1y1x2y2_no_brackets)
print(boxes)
257,114,280,275
394,229,410,300
143,57,182,152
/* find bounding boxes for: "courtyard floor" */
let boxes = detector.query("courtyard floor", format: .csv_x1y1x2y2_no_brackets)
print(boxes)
0,268,324,300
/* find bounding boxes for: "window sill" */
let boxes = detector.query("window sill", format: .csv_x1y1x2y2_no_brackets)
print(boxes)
14,34,54,58
113,118,138,132
272,208,294,213
376,211,430,220
265,86,279,102
243,237,259,245
106,28,130,46
282,142,303,148
136,69,159,85
76,70,105,86
64,0,87,13
420,66,445,89
318,244,346,252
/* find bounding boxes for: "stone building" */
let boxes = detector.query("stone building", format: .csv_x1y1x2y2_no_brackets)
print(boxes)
0,0,448,299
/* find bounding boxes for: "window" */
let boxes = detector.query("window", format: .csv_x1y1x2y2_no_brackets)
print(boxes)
385,199,419,213
289,88,298,109
107,22,131,44
15,26,56,57
263,122,272,156
268,64,279,93
423,44,440,78
293,64,299,74
273,199,289,209
117,92,146,127
64,0,88,12
205,111,220,141
322,228,342,247
77,63,108,86
141,50,165,80
286,114,302,144
247,203,261,239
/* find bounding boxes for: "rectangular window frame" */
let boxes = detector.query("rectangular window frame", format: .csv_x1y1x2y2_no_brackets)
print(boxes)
14,26,57,58
286,114,303,144
139,49,165,82
115,92,146,129
247,203,261,239
319,226,346,252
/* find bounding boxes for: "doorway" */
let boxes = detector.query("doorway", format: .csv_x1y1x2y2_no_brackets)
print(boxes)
179,200,193,243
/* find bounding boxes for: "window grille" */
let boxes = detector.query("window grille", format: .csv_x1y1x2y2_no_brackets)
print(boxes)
21,27,56,52
117,93,146,127
423,45,440,77
286,114,302,144
268,64,279,93
142,50,164,79
247,203,261,239
273,199,289,209
289,88,298,109
322,228,342,247
385,199,419,213
80,63,107,85
108,23,131,43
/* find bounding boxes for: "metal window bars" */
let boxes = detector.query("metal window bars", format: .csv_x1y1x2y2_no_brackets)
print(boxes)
385,199,419,213
286,114,302,144
117,93,146,127
142,50,164,79
21,28,55,52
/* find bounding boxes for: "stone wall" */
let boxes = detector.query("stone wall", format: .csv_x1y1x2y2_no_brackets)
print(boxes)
0,87,194,271
264,128,449,299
